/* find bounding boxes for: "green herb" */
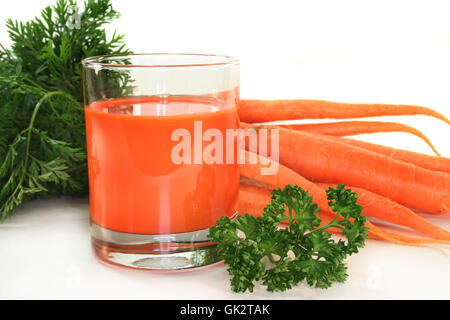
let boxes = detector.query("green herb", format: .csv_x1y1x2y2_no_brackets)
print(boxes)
0,0,131,221
208,184,369,293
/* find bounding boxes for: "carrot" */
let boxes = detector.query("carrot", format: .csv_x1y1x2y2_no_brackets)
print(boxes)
238,183,272,217
317,183,450,240
364,221,450,246
243,121,450,174
337,137,450,175
238,183,450,245
239,149,330,213
313,211,434,245
238,99,450,125
241,124,450,214
280,121,440,156
373,227,450,245
238,183,345,235
242,122,450,175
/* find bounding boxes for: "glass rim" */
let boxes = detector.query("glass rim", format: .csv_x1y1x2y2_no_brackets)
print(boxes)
82,53,240,69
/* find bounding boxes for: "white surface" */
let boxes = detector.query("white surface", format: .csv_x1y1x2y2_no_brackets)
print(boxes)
1,0,450,300
1,198,450,299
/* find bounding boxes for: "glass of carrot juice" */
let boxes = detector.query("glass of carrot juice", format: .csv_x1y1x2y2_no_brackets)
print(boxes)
82,54,240,270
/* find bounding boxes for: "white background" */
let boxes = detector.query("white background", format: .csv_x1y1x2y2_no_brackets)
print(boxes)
1,0,450,299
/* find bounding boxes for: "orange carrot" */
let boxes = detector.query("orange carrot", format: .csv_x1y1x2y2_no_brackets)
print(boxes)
317,183,450,240
364,221,450,246
238,183,362,236
280,121,440,156
238,183,272,217
239,99,450,125
242,179,450,241
238,183,450,245
239,149,330,213
337,137,450,175
373,228,450,245
320,213,450,245
241,122,450,175
241,124,450,214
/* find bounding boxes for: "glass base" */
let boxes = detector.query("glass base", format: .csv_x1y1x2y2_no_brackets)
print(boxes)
91,222,223,270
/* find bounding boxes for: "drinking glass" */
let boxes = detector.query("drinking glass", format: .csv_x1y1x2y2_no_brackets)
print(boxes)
82,53,240,270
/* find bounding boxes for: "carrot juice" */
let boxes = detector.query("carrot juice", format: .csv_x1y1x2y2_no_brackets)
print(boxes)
85,96,240,235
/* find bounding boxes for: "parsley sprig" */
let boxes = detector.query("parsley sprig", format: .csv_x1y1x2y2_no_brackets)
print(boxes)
209,184,369,293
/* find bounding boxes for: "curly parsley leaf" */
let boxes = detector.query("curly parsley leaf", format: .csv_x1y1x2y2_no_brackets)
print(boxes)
209,184,368,293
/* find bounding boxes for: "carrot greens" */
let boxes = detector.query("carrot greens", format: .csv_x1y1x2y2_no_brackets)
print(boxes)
0,0,130,221
209,184,368,293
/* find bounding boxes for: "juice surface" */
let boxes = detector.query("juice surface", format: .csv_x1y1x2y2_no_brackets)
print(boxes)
85,96,240,234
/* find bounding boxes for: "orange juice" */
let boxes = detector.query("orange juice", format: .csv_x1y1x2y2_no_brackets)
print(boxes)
85,96,239,235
